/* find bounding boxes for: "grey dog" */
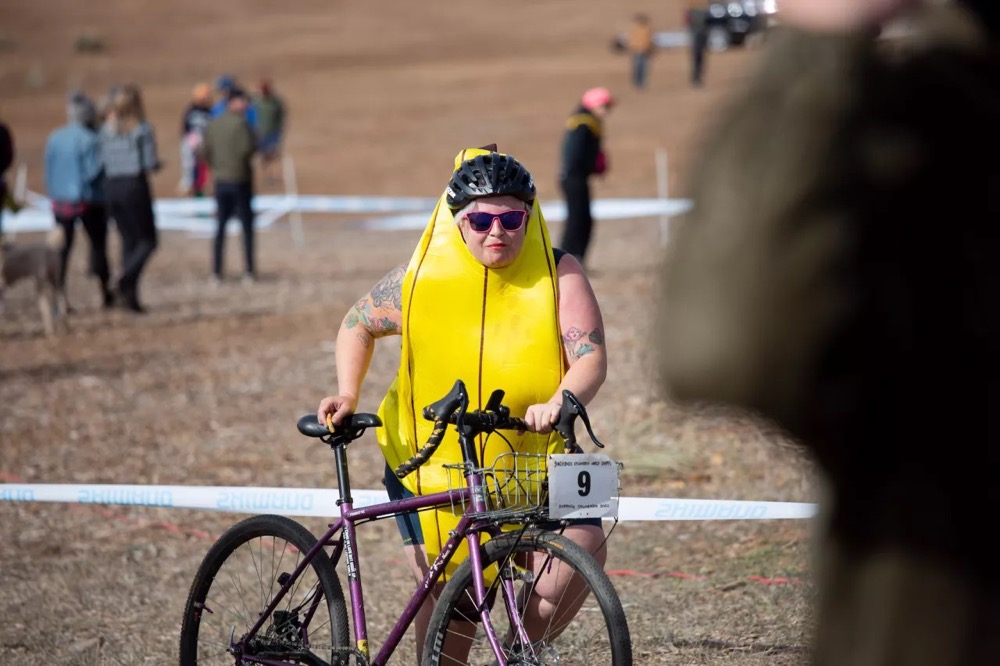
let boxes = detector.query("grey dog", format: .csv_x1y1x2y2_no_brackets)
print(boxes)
0,226,70,336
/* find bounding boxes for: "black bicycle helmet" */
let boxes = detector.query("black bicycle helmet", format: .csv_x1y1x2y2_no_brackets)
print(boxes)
446,152,536,211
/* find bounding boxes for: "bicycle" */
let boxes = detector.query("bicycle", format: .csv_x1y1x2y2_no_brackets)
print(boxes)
179,378,631,665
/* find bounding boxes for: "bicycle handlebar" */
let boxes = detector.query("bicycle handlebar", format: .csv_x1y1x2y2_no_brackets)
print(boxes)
297,380,602,479
393,379,602,479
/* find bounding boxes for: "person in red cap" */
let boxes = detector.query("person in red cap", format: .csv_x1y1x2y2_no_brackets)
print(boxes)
558,87,614,266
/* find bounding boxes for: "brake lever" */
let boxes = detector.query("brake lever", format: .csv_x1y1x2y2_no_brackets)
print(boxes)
484,388,505,413
563,391,604,449
453,387,471,432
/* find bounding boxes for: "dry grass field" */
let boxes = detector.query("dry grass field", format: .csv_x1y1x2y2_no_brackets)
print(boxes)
0,1,820,663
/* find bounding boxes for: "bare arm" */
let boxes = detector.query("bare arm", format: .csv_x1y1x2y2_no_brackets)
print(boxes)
318,264,406,427
523,254,608,433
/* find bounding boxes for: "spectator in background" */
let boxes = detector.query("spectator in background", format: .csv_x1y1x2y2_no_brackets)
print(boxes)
212,73,257,129
0,115,14,234
627,13,656,89
252,78,286,187
559,87,614,267
44,91,113,308
96,85,119,127
99,83,160,313
179,82,213,197
210,74,236,117
200,87,257,284
687,3,710,87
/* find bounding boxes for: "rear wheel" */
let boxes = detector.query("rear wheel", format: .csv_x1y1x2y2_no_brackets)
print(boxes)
179,514,350,664
423,529,631,665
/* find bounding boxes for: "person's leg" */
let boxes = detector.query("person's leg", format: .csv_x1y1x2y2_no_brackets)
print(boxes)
633,53,647,88
560,178,594,264
401,542,442,663
692,33,707,86
194,159,208,198
260,136,282,186
116,177,157,311
80,204,112,305
235,181,255,278
382,467,443,663
559,178,589,263
213,183,237,280
517,522,607,643
106,179,135,298
54,214,77,289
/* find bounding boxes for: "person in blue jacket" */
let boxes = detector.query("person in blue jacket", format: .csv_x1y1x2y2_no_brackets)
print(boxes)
44,91,113,307
211,74,256,128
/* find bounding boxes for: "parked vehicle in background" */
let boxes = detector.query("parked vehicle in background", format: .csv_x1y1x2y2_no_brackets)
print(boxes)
611,1,780,55
704,0,779,51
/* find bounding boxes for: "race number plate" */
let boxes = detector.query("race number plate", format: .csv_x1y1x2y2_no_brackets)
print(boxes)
547,454,621,520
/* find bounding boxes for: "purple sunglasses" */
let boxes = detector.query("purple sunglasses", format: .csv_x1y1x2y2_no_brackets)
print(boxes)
464,210,528,233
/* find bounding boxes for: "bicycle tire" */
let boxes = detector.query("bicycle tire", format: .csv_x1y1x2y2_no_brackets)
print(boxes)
423,529,631,665
179,514,351,665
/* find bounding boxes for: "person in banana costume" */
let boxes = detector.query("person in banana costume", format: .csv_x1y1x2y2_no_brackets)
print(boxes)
318,147,609,660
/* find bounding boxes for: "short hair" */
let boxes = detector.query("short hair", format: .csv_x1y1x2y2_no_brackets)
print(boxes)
227,87,249,103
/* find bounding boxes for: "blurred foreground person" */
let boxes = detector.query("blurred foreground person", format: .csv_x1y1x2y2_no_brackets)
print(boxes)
656,1,1000,664
558,87,614,267
318,148,608,662
100,83,160,313
45,91,112,307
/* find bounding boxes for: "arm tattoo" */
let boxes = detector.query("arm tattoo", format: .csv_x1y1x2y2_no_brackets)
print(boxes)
563,327,605,361
343,267,405,339
371,266,405,310
356,329,373,349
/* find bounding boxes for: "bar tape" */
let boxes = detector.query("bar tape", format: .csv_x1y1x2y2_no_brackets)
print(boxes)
0,484,817,521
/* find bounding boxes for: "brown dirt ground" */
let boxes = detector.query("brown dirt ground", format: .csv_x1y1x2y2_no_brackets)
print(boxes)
0,1,820,663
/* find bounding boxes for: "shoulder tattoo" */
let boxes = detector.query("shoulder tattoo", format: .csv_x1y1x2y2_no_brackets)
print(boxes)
344,267,405,338
563,327,605,361
371,265,405,310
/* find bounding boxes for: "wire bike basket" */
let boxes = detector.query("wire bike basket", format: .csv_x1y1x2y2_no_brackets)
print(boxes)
444,452,549,523
445,450,624,523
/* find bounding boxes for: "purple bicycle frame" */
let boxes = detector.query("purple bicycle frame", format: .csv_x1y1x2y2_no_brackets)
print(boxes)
237,468,517,665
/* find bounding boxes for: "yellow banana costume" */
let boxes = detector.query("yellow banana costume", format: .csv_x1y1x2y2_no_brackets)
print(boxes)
377,148,565,576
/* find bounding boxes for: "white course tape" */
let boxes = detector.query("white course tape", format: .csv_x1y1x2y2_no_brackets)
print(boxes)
361,198,694,230
0,484,816,521
3,193,693,235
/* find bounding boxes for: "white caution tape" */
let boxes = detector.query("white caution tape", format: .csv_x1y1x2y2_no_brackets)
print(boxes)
0,484,816,521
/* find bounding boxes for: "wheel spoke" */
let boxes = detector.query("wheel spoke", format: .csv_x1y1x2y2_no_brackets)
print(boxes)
423,531,630,665
180,515,350,665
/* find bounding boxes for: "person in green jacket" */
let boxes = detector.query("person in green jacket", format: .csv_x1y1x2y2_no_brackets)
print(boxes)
252,79,286,187
199,87,257,284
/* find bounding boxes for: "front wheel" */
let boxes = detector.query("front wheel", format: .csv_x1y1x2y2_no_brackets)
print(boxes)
423,529,631,665
179,514,350,665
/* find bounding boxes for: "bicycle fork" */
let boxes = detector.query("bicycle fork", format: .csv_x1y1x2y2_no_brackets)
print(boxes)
465,530,540,666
